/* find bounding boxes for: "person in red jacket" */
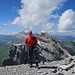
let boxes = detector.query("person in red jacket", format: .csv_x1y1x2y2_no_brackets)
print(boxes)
25,30,38,68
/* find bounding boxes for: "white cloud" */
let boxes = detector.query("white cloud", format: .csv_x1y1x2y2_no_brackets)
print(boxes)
41,22,54,31
58,9,75,32
12,0,66,31
4,24,7,26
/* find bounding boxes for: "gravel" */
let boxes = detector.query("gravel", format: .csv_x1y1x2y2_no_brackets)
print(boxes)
0,59,75,75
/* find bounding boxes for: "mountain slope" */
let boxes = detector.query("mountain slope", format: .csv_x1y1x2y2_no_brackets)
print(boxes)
52,35,75,42
0,35,14,45
0,31,27,45
36,33,71,61
60,41,75,55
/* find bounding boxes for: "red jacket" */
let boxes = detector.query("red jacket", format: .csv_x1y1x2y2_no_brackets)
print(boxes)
25,35,37,46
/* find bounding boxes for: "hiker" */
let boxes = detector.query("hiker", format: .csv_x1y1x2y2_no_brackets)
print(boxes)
24,30,38,68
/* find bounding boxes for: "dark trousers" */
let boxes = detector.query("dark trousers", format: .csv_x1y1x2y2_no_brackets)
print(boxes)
27,46,38,65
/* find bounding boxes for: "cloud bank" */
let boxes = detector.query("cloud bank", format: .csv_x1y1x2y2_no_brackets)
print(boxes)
12,0,66,31
58,9,75,32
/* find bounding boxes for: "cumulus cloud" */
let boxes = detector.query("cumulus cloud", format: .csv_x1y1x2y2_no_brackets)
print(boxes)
41,22,54,30
58,9,75,32
12,0,66,31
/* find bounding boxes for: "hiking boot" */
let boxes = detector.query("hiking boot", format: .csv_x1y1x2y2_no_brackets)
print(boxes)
30,65,32,68
29,63,33,68
36,62,38,66
36,63,40,69
36,65,40,69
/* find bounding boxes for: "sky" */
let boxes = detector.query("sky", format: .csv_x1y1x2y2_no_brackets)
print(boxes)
0,0,75,36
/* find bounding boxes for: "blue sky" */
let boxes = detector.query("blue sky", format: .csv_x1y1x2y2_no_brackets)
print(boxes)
0,0,75,36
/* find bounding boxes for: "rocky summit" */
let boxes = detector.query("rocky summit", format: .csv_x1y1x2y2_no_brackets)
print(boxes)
0,57,75,75
0,32,75,75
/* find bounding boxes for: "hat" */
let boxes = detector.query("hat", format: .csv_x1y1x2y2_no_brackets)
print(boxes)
28,30,32,34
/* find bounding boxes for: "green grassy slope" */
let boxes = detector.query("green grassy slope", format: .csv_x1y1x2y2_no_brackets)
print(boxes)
59,41,75,55
0,45,10,66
